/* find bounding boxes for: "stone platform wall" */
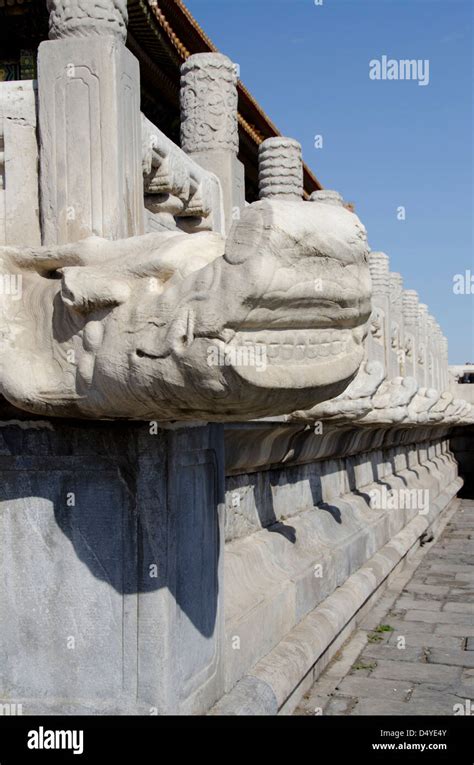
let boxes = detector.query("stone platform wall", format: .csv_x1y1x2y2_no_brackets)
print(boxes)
214,422,462,714
0,417,462,715
0,419,225,715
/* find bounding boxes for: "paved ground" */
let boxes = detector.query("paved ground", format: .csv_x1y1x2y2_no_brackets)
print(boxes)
295,499,474,716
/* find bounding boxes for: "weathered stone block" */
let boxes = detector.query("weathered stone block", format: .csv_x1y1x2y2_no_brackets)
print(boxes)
38,37,144,244
0,81,41,246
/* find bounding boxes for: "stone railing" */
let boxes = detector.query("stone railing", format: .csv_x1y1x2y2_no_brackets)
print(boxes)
0,81,41,247
141,114,224,235
285,247,471,428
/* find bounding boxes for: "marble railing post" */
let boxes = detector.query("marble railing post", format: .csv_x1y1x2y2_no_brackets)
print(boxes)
402,290,419,381
309,190,344,205
180,53,244,234
368,252,390,374
427,314,437,389
258,137,303,200
432,322,440,391
38,0,144,244
389,272,404,377
0,81,41,246
434,322,444,392
441,336,449,390
437,326,444,391
441,331,449,391
417,303,429,387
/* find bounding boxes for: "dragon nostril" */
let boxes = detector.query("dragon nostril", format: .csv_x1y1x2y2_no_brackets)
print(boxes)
44,270,62,280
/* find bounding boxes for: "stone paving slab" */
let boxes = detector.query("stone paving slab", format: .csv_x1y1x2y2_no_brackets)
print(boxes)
371,659,461,684
360,644,425,663
427,649,474,668
350,698,421,716
443,602,474,614
435,624,474,637
387,631,465,650
402,609,473,625
403,584,450,597
336,676,413,700
383,618,436,634
294,499,474,716
407,687,463,715
395,597,442,611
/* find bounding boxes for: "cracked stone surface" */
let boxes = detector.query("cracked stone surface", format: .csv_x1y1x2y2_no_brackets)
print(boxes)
295,499,474,716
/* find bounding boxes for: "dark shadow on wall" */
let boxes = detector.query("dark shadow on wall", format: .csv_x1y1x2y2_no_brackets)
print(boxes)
0,420,224,639
246,469,298,542
233,441,423,544
450,426,474,498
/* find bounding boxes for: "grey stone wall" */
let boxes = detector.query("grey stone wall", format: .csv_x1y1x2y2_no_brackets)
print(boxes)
0,420,225,714
219,423,461,710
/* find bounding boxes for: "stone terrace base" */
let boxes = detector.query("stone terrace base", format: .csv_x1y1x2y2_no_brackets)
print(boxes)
0,420,225,715
213,422,462,715
0,418,463,715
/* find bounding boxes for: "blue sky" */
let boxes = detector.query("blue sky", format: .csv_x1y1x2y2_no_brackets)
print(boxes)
185,0,473,363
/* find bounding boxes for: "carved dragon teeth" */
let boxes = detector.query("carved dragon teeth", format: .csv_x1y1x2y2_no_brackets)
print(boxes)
229,328,355,364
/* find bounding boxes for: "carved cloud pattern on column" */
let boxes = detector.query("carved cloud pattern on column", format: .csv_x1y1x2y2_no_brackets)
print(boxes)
180,53,239,155
46,0,128,42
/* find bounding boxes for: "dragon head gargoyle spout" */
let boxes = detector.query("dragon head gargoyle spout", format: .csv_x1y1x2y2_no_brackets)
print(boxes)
0,198,371,420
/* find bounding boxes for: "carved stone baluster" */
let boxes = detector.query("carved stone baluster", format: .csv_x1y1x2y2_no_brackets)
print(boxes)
310,189,344,205
402,289,419,381
417,304,429,388
46,0,128,41
0,81,41,246
368,252,390,375
180,53,244,234
432,320,444,392
38,0,144,244
427,314,438,390
258,137,303,200
441,336,449,391
389,272,404,377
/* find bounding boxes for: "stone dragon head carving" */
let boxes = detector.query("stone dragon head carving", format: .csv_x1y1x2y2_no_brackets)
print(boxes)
0,198,371,421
